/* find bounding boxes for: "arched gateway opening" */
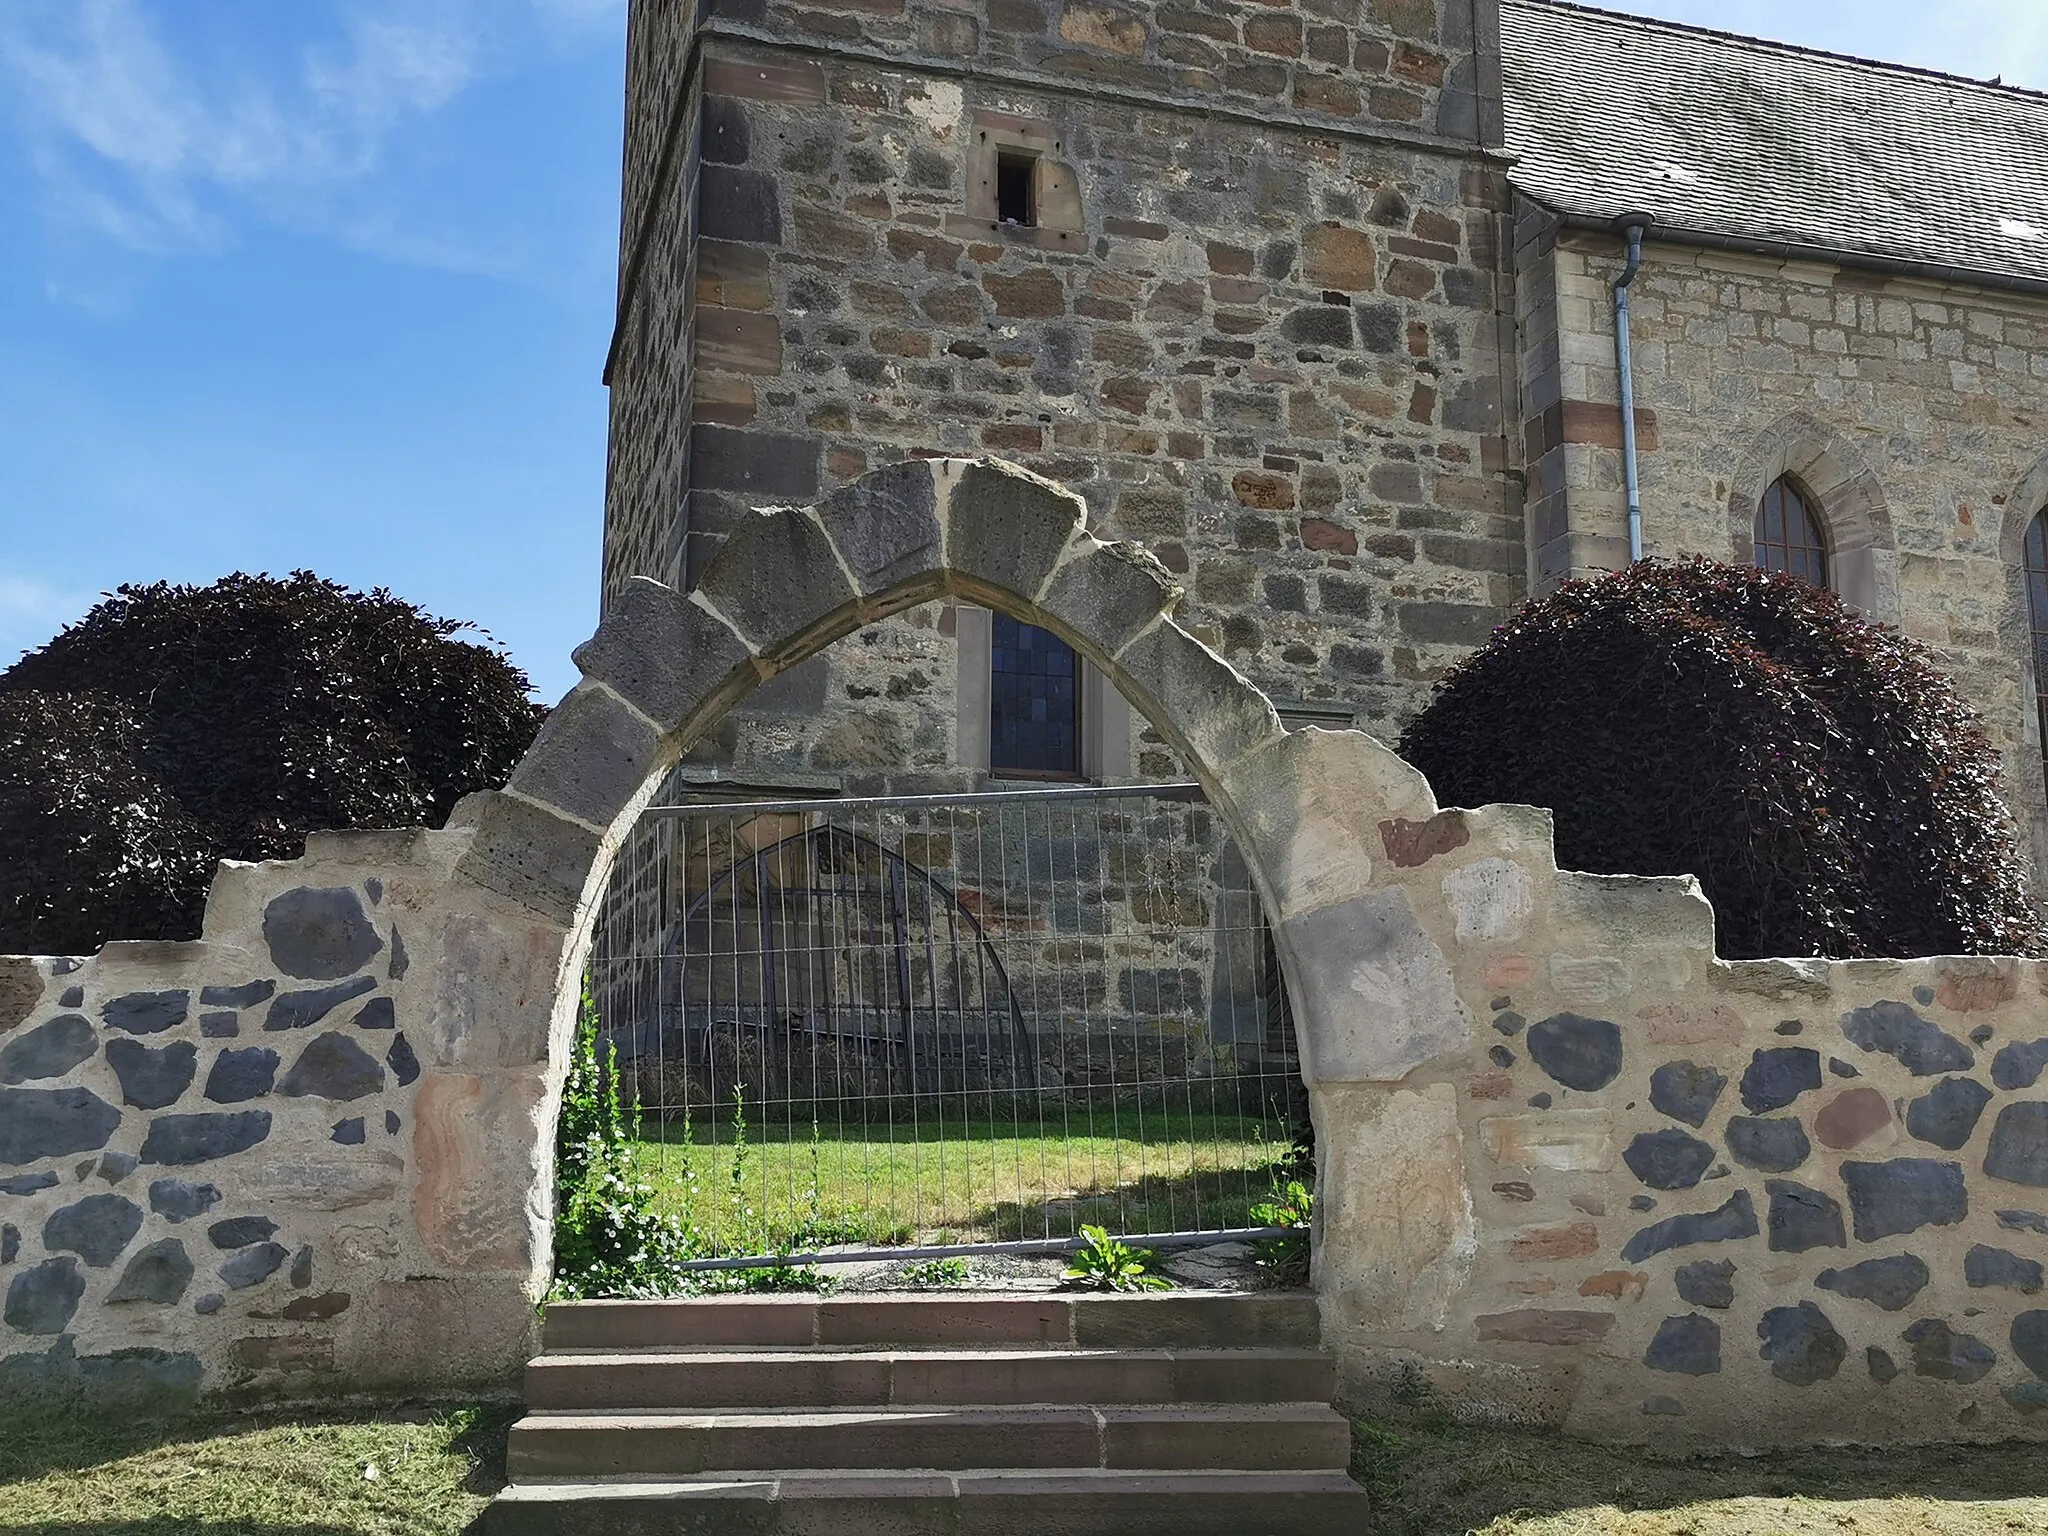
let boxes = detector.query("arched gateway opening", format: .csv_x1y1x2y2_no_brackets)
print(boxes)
440,457,1441,1301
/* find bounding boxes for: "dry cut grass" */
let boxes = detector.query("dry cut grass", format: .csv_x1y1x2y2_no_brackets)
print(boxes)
1354,1411,2048,1535
0,1403,511,1536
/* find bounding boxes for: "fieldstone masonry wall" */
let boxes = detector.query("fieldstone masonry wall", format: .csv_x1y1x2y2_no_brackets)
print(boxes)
604,0,1524,791
11,456,2048,1447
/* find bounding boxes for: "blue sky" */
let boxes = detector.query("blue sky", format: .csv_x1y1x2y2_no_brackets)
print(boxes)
1,1,2043,704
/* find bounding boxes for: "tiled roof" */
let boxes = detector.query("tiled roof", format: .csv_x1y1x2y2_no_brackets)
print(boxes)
1501,0,2048,287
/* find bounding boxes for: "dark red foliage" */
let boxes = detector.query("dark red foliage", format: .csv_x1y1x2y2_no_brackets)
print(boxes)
0,572,545,955
1397,559,2043,961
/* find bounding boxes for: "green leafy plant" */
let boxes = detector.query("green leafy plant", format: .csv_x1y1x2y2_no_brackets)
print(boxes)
1248,1177,1314,1286
901,1257,971,1288
1061,1225,1171,1292
550,986,698,1299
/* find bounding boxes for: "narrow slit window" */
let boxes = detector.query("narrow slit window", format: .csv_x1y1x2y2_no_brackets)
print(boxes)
995,152,1037,227
989,614,1079,777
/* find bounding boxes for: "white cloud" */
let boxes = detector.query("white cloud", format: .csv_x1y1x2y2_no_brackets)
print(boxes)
0,0,607,269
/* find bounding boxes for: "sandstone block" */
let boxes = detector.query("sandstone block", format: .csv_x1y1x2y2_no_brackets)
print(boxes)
946,459,1087,609
505,683,664,832
694,506,860,664
1036,538,1180,662
1281,887,1468,1083
572,578,758,733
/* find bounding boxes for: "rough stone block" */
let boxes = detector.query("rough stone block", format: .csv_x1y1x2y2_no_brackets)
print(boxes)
44,1195,143,1267
571,578,759,734
694,506,860,664
0,1015,97,1084
1758,1301,1846,1384
1478,1110,1614,1172
505,683,664,832
1221,727,1434,922
1475,1309,1614,1346
1815,1086,1893,1150
1904,1076,1992,1150
1644,1314,1720,1374
1843,1158,1968,1239
105,1039,197,1110
1725,1116,1811,1173
1817,1253,1928,1310
1036,538,1181,662
1281,887,1468,1083
148,1179,221,1222
1621,1190,1757,1263
1840,1001,1974,1076
1986,1102,2048,1188
0,958,42,1035
1648,1061,1725,1128
263,888,382,980
811,460,946,609
107,1238,193,1305
0,1086,122,1166
138,1110,272,1165
5,1257,84,1334
944,459,1086,607
1622,1128,1715,1190
1526,1014,1622,1092
451,792,604,928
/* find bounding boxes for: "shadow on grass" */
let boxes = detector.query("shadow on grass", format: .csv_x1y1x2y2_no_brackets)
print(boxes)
1354,1409,2048,1535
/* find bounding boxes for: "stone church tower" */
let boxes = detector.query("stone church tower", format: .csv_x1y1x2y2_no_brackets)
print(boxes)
601,0,1520,795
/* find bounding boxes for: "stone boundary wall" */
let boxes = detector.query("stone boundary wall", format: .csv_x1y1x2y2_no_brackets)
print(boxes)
1286,752,2048,1443
8,455,2048,1446
0,828,528,1399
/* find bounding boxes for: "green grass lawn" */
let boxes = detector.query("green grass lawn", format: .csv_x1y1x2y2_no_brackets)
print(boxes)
631,1104,1296,1252
10,1401,2048,1534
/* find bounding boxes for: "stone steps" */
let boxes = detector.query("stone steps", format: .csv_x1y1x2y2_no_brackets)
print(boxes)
507,1403,1352,1477
484,1291,1369,1535
484,1469,1371,1536
526,1346,1336,1410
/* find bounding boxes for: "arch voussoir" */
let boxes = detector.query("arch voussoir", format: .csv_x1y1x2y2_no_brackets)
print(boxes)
811,457,950,622
571,576,760,732
693,501,861,665
502,681,665,833
943,457,1089,607
1112,619,1286,788
1035,535,1183,662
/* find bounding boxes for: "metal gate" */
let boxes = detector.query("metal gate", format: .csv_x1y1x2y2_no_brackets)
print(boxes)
586,783,1308,1269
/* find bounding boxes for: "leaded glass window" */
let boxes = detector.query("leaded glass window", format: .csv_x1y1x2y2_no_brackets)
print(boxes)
989,615,1080,777
2026,509,2048,774
1754,477,1830,587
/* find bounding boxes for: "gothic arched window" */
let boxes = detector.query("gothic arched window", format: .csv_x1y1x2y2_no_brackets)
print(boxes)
1754,477,1830,587
2025,508,2048,765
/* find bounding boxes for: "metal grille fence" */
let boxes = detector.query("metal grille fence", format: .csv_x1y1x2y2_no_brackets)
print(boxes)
586,783,1309,1270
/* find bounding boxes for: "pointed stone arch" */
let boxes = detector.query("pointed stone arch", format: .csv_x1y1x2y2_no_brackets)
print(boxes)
1727,412,1898,620
426,456,1464,1314
1996,449,2048,887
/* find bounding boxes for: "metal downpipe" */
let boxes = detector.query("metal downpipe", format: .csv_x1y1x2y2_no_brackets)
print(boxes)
1611,212,1654,562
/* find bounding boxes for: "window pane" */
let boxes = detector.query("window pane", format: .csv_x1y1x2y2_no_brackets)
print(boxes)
1753,476,1828,589
990,614,1080,775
